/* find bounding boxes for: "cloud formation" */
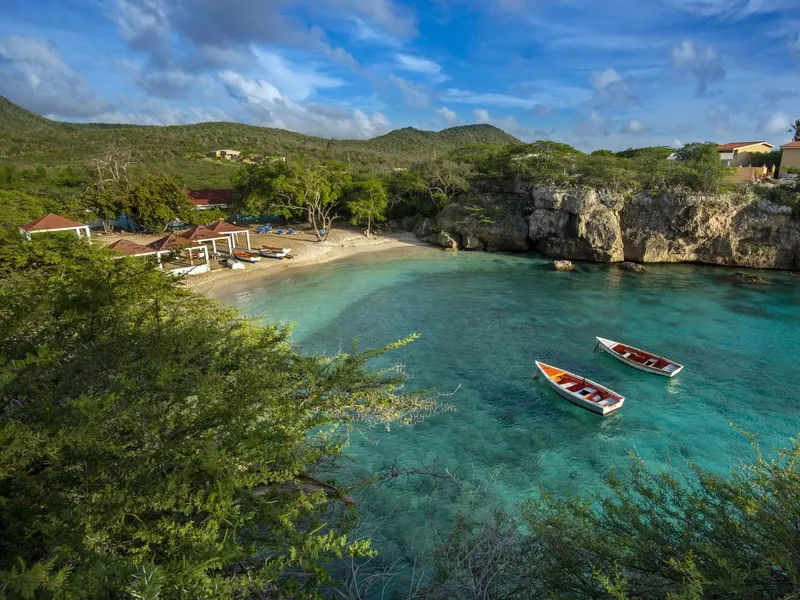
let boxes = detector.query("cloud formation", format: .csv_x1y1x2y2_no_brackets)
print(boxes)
670,40,725,96
0,36,108,118
435,106,458,126
220,71,391,139
590,68,637,107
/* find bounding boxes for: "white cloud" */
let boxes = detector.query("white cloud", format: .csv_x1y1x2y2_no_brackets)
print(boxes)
0,36,108,118
663,0,790,18
435,106,458,126
532,104,553,116
577,109,610,137
621,119,645,134
388,74,430,107
253,50,343,101
670,40,725,96
394,53,446,81
473,108,490,123
220,70,391,139
761,111,791,134
445,85,592,110
590,67,637,107
671,139,684,149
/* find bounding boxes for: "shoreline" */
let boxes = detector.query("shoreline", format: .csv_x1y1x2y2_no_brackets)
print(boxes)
181,227,432,295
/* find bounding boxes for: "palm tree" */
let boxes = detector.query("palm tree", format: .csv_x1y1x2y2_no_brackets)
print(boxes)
789,119,800,142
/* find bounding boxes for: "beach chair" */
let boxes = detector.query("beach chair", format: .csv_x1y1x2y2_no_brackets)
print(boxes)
276,229,284,235
318,229,326,237
287,228,294,234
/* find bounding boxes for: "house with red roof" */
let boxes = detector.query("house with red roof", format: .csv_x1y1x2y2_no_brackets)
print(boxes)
780,141,800,178
185,189,233,210
716,141,774,167
19,214,91,241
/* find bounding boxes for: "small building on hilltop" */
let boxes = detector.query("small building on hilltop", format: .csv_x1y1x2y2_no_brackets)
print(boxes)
208,150,242,160
780,142,800,177
716,142,774,167
185,189,233,211
20,214,91,241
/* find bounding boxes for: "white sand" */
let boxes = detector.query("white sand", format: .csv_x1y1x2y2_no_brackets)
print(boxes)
96,224,432,293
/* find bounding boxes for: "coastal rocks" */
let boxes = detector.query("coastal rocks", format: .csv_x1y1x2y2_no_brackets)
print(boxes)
426,230,459,250
413,217,436,239
732,272,768,284
429,203,529,251
621,192,800,269
619,261,646,273
553,260,576,271
529,205,624,262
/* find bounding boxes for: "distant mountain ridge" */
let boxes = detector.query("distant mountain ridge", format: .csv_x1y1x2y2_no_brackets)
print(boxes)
0,96,520,187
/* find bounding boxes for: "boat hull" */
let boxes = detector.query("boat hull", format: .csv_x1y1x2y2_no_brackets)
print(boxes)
535,361,624,416
233,252,261,263
596,337,683,377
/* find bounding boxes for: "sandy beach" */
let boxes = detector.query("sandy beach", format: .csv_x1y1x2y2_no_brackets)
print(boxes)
96,224,432,294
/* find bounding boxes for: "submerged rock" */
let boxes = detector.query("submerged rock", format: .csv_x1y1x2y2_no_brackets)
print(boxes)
619,261,646,273
732,272,768,284
427,230,459,250
553,260,576,272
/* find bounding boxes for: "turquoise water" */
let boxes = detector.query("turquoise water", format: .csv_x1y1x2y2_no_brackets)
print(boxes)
209,249,800,564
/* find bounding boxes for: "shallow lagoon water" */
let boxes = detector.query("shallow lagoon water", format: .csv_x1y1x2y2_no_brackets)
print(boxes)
210,250,800,563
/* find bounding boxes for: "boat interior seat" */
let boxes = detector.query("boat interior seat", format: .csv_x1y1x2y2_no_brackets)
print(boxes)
561,381,578,389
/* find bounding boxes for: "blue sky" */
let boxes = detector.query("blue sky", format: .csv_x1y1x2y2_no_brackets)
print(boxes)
0,0,798,150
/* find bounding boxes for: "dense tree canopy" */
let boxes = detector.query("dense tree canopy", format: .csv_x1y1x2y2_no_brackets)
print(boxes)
126,176,196,232
0,234,440,598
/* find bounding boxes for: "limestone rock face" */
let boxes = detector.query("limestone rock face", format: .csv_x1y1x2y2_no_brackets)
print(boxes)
528,194,625,262
428,203,529,251
422,185,800,270
426,230,459,250
621,193,800,269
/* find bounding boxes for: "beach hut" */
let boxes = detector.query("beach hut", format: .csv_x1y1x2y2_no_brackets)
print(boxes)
19,214,92,241
144,234,210,274
204,221,251,250
179,226,233,256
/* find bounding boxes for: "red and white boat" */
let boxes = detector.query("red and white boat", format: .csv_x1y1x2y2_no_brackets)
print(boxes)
260,245,291,259
596,337,684,377
535,361,625,416
233,249,261,263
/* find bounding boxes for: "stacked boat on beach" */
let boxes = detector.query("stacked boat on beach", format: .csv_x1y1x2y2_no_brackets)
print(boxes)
536,338,684,416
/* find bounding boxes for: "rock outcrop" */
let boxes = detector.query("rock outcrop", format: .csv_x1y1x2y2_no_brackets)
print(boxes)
619,261,646,273
553,260,576,271
414,184,800,270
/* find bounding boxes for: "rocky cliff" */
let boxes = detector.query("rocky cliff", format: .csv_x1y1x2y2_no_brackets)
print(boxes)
396,183,800,270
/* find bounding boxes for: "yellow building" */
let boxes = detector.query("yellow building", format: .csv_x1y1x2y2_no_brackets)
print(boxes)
780,142,800,177
716,141,774,167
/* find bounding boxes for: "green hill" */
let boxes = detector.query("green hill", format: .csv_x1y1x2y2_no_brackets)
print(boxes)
0,96,520,189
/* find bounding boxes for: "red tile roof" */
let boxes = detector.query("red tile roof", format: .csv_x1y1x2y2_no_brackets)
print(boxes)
781,141,800,149
716,141,773,151
205,220,247,233
185,189,233,206
180,225,228,241
147,234,192,252
107,239,155,256
20,213,86,232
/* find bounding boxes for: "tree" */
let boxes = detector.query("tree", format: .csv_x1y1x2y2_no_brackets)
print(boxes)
126,175,195,232
520,434,800,599
674,142,720,166
347,179,388,237
0,234,443,597
235,161,351,241
411,158,472,210
80,187,129,234
788,119,800,142
87,144,133,192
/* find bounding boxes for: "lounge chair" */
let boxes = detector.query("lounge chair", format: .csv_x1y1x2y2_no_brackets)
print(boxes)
275,229,284,235
287,228,294,234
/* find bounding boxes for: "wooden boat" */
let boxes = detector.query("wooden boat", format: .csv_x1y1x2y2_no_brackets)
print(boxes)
260,245,291,259
535,361,625,416
596,337,683,377
233,249,261,263
223,258,245,270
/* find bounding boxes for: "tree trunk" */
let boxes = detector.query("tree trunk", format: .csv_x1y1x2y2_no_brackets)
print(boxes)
365,215,371,238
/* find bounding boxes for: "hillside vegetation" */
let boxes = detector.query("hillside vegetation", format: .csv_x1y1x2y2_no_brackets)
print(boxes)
0,96,519,189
